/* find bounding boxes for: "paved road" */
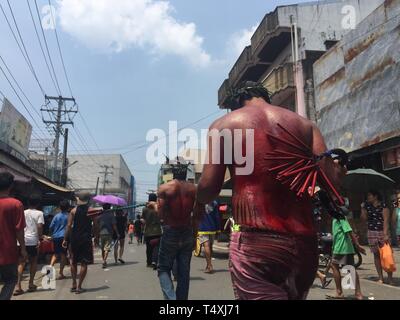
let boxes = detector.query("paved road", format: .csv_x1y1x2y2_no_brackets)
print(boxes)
10,240,400,300
13,241,234,300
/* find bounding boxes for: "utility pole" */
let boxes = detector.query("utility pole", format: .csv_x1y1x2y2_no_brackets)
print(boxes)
290,15,307,119
41,95,77,182
61,128,69,187
99,165,113,194
95,177,100,195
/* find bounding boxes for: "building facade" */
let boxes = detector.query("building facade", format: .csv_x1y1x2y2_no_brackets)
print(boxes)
313,0,400,217
67,154,135,201
218,0,383,120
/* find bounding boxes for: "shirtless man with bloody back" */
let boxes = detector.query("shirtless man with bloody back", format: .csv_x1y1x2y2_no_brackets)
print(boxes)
195,82,346,300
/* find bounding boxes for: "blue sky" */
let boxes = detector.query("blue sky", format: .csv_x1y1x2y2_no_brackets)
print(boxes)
0,0,312,201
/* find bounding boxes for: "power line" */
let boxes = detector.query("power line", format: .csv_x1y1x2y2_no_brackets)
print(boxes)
122,110,224,155
48,0,73,97
0,62,48,139
77,110,102,153
33,0,62,95
0,1,45,96
26,0,60,96
0,55,52,141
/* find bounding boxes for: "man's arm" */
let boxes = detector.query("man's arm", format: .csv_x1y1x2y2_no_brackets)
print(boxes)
312,123,347,191
63,208,75,248
15,203,27,260
93,217,100,245
383,207,391,242
196,121,227,205
157,185,168,221
361,206,368,222
349,231,366,255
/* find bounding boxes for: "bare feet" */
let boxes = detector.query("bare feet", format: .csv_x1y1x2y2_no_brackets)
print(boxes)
326,294,345,300
204,267,214,274
355,293,364,300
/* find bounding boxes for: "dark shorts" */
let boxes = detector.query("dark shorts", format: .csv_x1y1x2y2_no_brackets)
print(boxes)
53,238,67,255
70,240,93,265
229,230,318,300
332,254,355,267
19,246,38,258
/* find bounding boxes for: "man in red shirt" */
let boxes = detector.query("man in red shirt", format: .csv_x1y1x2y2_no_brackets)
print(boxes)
0,172,27,300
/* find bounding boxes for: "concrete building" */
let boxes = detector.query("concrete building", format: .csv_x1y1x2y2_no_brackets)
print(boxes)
218,0,383,120
68,154,135,201
313,0,400,242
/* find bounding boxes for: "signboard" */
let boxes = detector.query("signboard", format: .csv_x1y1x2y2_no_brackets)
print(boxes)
382,147,400,171
0,98,32,161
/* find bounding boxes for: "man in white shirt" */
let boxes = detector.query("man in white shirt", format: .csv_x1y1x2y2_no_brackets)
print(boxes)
14,195,44,296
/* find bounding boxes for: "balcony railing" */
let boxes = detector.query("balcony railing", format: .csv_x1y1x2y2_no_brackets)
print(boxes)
218,79,231,106
251,10,280,55
262,63,294,96
228,46,253,84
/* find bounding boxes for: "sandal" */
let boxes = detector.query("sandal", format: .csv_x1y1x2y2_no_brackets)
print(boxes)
27,285,37,292
326,294,345,300
13,289,25,296
118,258,125,264
70,287,77,293
75,288,86,294
57,275,66,280
321,278,332,289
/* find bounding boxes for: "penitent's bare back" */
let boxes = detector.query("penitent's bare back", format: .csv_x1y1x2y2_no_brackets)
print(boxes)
212,99,316,235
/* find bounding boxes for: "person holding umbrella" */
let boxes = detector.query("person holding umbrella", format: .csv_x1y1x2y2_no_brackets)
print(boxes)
361,190,393,285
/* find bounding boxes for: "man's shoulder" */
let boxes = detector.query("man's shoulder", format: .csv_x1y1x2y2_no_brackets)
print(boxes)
1,197,23,207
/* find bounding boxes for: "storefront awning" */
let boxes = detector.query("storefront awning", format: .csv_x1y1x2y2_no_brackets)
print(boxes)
33,177,74,194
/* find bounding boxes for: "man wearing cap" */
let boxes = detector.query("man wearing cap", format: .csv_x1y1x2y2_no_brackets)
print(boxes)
63,192,93,294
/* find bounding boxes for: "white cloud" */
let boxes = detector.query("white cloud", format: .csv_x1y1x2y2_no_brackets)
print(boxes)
56,0,211,67
227,25,258,57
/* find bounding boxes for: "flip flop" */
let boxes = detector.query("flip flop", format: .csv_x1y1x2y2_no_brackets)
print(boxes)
27,285,37,292
70,287,77,293
118,258,125,264
57,275,66,280
13,289,25,296
325,294,345,300
322,279,333,289
75,288,86,295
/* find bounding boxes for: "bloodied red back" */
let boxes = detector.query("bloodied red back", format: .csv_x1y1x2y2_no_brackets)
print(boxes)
223,100,317,236
160,180,196,228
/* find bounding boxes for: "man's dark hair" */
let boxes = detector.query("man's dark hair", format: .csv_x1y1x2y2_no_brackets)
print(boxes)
0,172,14,191
172,164,188,181
60,199,70,212
28,194,42,208
148,193,157,202
368,189,382,202
223,81,271,110
103,203,111,211
136,214,140,219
